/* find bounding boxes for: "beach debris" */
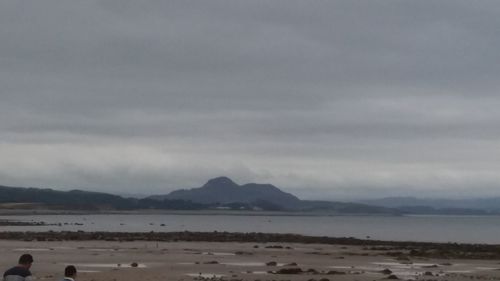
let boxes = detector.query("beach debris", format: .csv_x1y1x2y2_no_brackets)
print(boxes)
409,249,421,256
265,261,277,266
130,262,138,267
284,262,298,266
265,245,284,249
307,252,331,256
273,268,303,274
386,274,399,279
380,268,393,275
395,255,411,261
325,270,346,275
235,251,253,255
305,268,319,274
203,261,219,264
187,273,226,280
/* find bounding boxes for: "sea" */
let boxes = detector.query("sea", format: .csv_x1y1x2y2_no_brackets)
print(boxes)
1,213,499,244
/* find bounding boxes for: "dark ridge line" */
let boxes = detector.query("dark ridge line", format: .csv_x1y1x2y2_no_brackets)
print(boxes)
0,231,499,249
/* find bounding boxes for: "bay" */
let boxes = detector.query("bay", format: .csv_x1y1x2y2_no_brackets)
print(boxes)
0,213,499,244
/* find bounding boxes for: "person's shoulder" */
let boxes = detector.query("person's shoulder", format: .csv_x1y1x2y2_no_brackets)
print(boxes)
3,266,31,277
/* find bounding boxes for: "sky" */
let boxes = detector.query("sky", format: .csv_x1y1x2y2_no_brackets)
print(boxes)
1,1,500,200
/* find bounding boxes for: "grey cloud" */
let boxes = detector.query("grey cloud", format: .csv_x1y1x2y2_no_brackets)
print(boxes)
1,1,500,198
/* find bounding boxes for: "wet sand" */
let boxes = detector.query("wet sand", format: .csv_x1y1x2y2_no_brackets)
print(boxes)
1,239,500,281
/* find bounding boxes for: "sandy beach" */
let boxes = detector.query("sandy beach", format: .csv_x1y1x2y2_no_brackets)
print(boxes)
1,236,500,281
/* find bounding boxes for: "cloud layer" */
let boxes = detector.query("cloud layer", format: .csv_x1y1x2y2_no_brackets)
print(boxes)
1,1,500,199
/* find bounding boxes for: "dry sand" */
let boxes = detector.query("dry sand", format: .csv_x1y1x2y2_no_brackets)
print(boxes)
1,240,500,281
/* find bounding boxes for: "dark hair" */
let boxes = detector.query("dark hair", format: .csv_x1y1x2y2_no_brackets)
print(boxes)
65,265,77,277
18,254,33,265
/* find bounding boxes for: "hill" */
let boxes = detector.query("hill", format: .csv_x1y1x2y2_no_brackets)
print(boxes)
0,185,205,210
148,177,400,214
0,179,400,214
149,177,301,207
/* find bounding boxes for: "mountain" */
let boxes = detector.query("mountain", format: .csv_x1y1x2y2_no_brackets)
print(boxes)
3,180,499,215
0,178,400,214
148,177,400,214
148,176,301,208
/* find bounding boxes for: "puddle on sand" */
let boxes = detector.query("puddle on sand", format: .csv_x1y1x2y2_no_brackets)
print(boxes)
71,263,147,268
354,266,382,271
391,271,421,278
372,262,439,269
363,272,384,276
177,261,286,267
412,263,439,267
186,273,226,278
368,261,474,280
373,261,499,276
222,262,286,267
446,270,473,273
476,267,499,270
52,247,75,250
372,262,413,269
201,252,235,256
222,262,265,267
294,247,314,251
14,248,51,251
378,270,440,280
242,271,268,275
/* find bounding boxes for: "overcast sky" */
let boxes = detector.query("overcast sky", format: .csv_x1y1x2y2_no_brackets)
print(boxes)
1,1,500,200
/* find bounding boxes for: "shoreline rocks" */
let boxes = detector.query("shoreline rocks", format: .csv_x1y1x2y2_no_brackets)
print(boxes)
0,231,498,259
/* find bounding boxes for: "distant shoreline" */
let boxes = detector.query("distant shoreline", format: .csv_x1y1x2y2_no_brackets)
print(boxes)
3,208,499,217
0,209,404,217
0,206,496,216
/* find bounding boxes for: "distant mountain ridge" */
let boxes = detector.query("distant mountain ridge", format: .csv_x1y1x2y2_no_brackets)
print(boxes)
361,196,500,214
0,180,395,214
147,177,400,214
0,185,205,210
0,179,399,214
149,177,301,207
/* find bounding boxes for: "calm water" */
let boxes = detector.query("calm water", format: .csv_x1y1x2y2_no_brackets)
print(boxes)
1,213,499,244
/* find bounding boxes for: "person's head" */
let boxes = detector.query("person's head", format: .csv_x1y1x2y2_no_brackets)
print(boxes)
64,265,77,278
18,254,33,269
